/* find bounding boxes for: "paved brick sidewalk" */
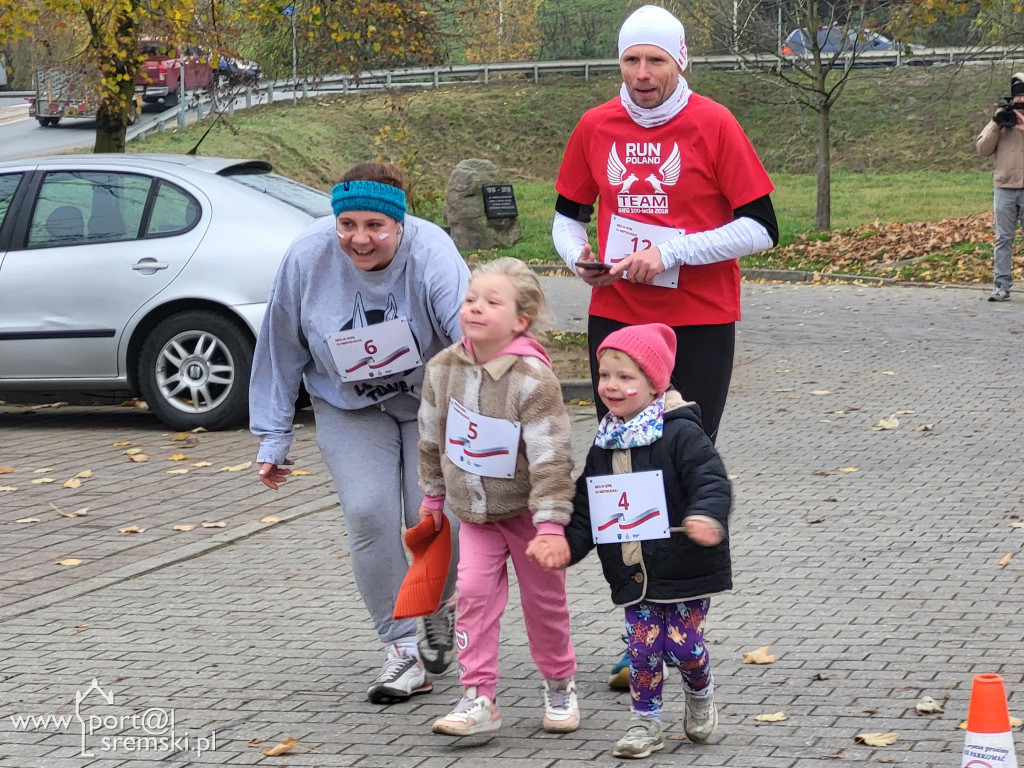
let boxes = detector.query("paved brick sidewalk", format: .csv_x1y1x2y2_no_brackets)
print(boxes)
1,281,1022,767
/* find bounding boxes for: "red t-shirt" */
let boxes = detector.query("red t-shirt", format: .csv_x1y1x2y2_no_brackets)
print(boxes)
555,94,774,326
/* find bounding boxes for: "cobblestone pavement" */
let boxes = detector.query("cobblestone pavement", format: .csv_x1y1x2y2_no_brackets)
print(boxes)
1,280,1022,767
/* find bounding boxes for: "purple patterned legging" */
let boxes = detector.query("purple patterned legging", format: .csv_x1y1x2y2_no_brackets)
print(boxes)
625,599,712,716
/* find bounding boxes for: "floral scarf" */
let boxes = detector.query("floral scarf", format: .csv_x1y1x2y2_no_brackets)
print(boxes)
619,75,691,128
594,395,666,449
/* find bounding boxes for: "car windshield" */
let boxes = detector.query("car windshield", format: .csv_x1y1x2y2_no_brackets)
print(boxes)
223,171,332,218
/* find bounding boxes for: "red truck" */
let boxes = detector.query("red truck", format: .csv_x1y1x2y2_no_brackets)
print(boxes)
135,38,212,108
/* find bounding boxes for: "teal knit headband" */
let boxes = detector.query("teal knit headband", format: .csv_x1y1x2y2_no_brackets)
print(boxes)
331,180,407,222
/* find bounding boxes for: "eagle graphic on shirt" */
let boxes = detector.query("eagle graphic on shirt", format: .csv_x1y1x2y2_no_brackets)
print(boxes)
607,141,681,215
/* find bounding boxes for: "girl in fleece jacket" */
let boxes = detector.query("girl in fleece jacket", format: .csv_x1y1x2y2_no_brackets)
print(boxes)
417,258,579,737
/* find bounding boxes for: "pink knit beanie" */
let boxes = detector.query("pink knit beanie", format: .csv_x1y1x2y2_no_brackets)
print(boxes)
597,323,676,393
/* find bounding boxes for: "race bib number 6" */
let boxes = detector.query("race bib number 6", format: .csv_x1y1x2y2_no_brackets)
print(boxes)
326,317,423,383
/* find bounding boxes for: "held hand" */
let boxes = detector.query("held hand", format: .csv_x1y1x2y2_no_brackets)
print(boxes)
418,504,444,532
609,247,665,284
257,459,294,490
684,518,722,547
526,534,571,571
575,244,620,287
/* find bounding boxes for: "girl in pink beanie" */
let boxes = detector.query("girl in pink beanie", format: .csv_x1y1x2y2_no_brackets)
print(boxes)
529,321,733,759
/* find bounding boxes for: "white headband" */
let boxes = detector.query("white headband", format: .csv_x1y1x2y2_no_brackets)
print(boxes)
617,5,688,71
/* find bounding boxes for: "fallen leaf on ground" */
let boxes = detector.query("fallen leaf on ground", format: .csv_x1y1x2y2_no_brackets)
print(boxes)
811,390,832,395
807,517,825,524
1013,716,1023,728
776,368,790,373
201,521,227,528
261,737,297,756
29,401,68,410
998,553,1012,567
56,559,82,566
129,455,149,463
123,448,143,455
119,526,145,534
882,372,896,376
854,732,899,747
742,646,776,664
166,469,189,475
839,467,859,472
756,712,787,722
1007,522,1024,529
66,508,89,517
0,486,17,492
170,433,192,441
815,673,829,680
217,462,252,472
63,479,82,489
14,517,41,523
191,426,208,433
112,441,132,447
915,696,944,714
33,467,54,473
73,471,93,479
74,626,88,632
168,453,188,461
172,524,197,532
192,461,213,467
916,424,933,431
291,470,312,476
260,516,282,523
0,467,14,474
32,478,56,484
247,738,262,747
873,415,900,431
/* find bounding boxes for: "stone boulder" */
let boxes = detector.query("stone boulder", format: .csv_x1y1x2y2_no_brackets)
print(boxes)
443,159,521,251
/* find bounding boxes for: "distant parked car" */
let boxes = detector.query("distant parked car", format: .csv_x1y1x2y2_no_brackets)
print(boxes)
0,154,333,429
215,56,260,88
781,27,923,61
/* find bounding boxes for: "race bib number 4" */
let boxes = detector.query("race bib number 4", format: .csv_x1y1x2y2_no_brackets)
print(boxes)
606,214,683,289
445,399,521,479
586,470,670,544
326,317,423,383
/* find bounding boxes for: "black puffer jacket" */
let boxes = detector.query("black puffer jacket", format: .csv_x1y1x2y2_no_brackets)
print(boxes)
565,400,732,606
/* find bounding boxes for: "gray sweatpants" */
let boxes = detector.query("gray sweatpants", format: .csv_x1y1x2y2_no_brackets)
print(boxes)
993,186,1023,290
312,393,459,644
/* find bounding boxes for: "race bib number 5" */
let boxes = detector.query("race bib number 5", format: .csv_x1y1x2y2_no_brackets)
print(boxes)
445,399,521,479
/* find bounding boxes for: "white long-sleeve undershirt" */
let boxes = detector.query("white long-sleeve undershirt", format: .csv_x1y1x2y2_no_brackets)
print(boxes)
551,212,773,271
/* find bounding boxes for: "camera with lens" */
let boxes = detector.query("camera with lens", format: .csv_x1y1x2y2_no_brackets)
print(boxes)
993,97,1024,128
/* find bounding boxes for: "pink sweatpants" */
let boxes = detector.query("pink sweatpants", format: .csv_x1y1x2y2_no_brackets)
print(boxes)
455,513,577,700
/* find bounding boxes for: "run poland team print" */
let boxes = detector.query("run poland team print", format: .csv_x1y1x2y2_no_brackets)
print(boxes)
608,141,681,215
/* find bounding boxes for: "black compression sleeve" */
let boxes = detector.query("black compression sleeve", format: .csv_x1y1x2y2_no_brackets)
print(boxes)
555,194,595,223
734,195,779,247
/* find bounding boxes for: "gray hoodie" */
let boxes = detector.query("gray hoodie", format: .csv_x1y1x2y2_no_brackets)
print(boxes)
250,214,470,464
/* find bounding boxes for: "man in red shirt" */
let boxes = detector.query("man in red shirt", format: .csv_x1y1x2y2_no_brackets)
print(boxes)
553,4,778,444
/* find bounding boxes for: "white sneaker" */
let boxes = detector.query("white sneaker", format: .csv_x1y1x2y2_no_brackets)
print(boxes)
419,600,455,674
366,646,432,704
542,677,580,733
612,715,663,758
683,690,718,743
431,687,502,736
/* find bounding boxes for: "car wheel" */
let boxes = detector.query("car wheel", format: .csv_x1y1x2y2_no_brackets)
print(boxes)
163,90,179,108
137,311,253,431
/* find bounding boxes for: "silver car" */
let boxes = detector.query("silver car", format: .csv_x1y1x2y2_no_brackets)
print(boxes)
0,154,332,429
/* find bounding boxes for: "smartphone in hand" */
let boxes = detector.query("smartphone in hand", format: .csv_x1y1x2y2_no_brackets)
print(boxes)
576,260,611,271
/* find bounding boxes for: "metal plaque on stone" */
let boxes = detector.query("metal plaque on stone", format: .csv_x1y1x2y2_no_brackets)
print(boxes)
482,184,518,219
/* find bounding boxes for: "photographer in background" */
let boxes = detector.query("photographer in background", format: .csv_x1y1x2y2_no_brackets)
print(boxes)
975,72,1024,302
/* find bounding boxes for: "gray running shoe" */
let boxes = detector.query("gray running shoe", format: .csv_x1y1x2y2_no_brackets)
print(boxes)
612,715,663,759
419,600,455,674
367,646,431,704
988,287,1011,302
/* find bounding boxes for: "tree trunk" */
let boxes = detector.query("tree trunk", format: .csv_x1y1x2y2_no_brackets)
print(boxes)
91,3,139,153
815,101,831,231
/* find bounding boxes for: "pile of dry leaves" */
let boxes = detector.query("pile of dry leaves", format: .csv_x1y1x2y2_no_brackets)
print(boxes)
772,214,1001,282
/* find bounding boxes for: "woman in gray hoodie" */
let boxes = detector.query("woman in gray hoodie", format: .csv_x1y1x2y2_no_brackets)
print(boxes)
249,162,470,704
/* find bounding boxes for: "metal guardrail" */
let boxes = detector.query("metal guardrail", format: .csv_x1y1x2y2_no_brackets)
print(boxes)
10,46,1020,142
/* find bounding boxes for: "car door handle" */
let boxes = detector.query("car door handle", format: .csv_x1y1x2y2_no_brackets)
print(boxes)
132,259,169,271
